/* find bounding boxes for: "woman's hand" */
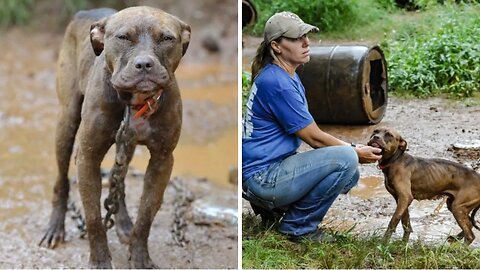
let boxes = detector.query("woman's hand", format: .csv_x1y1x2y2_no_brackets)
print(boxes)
354,144,382,164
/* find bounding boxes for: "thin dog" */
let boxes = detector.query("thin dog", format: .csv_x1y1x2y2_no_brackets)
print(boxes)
39,6,190,268
368,127,480,245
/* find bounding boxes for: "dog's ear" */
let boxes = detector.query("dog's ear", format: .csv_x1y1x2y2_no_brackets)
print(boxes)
178,20,191,56
398,137,408,152
90,18,108,56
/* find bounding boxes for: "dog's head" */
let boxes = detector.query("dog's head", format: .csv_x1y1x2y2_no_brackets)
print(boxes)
89,6,191,96
367,127,407,161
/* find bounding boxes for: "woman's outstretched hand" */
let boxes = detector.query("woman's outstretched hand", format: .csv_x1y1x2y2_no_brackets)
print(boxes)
354,144,382,164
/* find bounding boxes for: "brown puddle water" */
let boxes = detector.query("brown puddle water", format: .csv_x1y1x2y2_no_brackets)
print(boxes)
0,30,237,229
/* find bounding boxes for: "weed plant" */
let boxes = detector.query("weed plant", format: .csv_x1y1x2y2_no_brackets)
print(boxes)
0,0,33,27
243,211,480,269
383,4,480,97
247,0,391,36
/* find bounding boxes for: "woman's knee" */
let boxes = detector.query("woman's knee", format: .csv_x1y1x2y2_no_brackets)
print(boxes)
334,145,359,171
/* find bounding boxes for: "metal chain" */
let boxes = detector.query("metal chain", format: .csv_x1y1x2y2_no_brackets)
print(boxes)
103,107,136,230
170,177,194,247
67,198,86,237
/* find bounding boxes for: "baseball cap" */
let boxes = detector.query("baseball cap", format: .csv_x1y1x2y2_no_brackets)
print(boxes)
264,11,319,43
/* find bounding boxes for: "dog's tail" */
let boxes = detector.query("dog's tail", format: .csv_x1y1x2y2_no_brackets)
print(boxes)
470,205,480,230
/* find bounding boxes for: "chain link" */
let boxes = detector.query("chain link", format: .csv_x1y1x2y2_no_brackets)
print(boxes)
103,107,136,230
170,177,194,247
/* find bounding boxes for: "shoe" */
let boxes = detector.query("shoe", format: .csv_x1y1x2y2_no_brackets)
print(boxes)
287,229,336,243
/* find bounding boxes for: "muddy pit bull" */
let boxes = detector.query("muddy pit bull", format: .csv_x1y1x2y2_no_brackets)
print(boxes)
368,127,480,245
39,7,191,268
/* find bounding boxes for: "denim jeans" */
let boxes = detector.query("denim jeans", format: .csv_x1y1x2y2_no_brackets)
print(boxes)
243,145,359,236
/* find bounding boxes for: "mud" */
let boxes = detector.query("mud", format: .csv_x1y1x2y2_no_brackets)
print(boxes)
0,1,238,268
242,38,480,246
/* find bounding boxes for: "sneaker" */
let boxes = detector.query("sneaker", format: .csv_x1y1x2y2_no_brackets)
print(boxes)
287,229,336,243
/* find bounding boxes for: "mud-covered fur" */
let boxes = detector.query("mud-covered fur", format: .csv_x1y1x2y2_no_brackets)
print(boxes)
39,7,191,268
368,127,480,245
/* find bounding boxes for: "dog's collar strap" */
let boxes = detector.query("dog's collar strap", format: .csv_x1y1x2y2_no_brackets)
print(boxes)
378,149,404,170
131,89,164,119
378,163,390,170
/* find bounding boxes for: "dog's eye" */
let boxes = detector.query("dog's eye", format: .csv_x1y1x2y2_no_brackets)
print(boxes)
385,132,393,138
116,34,130,41
162,35,175,42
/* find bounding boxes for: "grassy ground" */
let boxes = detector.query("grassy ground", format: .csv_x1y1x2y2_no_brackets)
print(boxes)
243,212,480,269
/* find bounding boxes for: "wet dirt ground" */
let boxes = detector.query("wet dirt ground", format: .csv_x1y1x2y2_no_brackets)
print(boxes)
242,37,480,246
0,2,238,268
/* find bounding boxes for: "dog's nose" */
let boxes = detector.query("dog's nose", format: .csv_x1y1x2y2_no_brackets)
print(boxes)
134,55,155,71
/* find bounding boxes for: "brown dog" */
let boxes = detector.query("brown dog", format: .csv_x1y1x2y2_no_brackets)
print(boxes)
368,127,480,245
39,7,191,268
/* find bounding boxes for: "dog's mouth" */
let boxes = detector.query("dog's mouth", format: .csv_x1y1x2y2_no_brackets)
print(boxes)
367,139,385,150
113,76,163,92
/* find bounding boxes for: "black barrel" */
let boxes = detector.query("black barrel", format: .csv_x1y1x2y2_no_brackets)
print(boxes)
242,0,257,28
297,45,388,124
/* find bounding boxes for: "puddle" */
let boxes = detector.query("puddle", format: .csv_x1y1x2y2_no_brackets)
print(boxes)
350,176,387,199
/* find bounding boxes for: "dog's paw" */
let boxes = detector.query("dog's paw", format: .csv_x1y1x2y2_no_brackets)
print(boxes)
129,251,158,269
89,259,113,269
39,220,65,249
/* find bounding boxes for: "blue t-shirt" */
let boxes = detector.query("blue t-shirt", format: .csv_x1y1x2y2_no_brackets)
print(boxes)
242,63,314,180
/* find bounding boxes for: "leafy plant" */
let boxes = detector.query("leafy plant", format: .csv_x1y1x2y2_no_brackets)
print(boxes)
247,0,389,35
383,4,480,97
0,0,33,27
242,71,252,114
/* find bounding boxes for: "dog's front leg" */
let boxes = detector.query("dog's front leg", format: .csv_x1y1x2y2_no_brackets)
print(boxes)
400,208,413,242
77,119,116,269
384,194,413,243
128,150,173,268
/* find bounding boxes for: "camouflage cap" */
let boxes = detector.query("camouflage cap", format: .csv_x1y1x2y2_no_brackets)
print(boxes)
264,11,319,43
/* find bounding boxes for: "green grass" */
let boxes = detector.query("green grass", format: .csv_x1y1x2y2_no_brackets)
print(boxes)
243,212,480,269
382,4,480,98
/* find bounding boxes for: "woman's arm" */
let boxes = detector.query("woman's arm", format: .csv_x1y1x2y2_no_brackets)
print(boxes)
295,122,382,163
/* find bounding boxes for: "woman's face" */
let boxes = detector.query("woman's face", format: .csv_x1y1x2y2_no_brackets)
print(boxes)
274,34,311,67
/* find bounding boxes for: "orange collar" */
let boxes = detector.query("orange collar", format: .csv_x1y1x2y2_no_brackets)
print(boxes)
131,89,164,120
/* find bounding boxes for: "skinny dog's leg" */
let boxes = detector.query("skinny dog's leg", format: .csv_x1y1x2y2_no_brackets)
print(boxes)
384,194,413,243
401,208,412,242
450,205,474,244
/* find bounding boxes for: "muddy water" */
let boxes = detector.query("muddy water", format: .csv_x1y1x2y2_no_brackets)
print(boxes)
0,29,237,268
0,28,236,209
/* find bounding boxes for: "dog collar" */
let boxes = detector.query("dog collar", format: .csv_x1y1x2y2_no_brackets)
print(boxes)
378,163,390,170
131,88,164,119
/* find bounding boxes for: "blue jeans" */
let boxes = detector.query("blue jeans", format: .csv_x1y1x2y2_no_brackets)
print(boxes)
243,145,359,236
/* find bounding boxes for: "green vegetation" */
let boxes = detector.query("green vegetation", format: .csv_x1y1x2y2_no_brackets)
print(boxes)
242,71,252,114
244,1,480,98
0,0,127,28
0,0,33,27
383,5,480,97
243,212,480,269
247,0,393,38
